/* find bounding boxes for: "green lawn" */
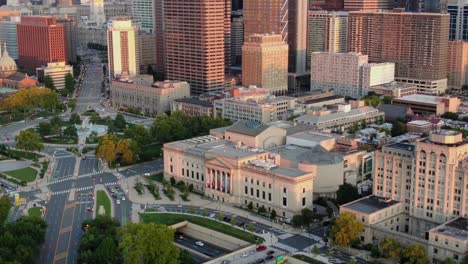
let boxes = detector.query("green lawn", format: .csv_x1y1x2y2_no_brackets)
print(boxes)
28,207,42,218
4,167,37,182
140,213,263,244
96,190,111,217
291,255,327,264
149,173,163,182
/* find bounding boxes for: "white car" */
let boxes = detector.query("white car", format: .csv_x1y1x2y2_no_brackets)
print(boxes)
209,213,215,218
122,196,126,201
144,173,150,176
116,199,120,205
240,252,249,258
195,241,204,247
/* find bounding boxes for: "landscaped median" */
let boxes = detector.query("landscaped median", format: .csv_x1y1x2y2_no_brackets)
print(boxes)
140,212,264,244
3,167,37,182
96,190,111,217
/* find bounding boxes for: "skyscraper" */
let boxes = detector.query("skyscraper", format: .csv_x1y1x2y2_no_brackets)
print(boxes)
164,0,230,95
0,16,20,60
348,10,450,95
343,0,394,10
231,10,243,66
107,17,139,79
447,0,468,41
91,0,105,27
132,0,154,33
57,18,77,64
242,34,288,95
447,41,468,89
153,0,164,76
307,11,348,69
17,16,67,72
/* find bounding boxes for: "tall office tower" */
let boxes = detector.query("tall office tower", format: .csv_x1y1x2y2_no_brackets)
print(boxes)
153,0,164,76
447,41,468,89
309,0,345,10
91,0,105,27
448,0,468,41
344,0,393,10
132,0,154,33
164,0,230,95
139,32,157,71
107,17,139,79
374,131,468,236
231,10,243,66
242,34,288,95
310,52,395,98
17,16,67,72
57,0,72,7
288,0,307,74
0,16,20,60
307,11,348,69
348,10,449,95
57,18,77,64
232,0,242,10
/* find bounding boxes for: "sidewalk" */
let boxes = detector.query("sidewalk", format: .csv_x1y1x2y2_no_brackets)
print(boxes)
121,175,293,232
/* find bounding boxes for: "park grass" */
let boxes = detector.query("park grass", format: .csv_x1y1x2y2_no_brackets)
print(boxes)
4,167,37,182
28,207,42,218
140,213,263,244
149,173,163,182
96,190,111,218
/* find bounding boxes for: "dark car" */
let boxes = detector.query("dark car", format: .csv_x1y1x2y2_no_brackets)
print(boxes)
238,222,245,228
265,255,274,261
223,216,231,222
255,259,265,264
266,250,275,255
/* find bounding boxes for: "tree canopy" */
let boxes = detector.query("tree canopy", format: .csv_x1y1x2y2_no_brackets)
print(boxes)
1,87,59,112
96,135,136,165
113,114,127,130
15,130,44,152
400,244,429,264
379,237,401,259
119,222,179,264
336,183,359,205
0,195,12,224
43,75,55,90
330,212,364,247
69,113,81,125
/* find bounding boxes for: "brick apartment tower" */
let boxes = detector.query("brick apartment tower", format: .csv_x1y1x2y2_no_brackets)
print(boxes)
242,34,289,95
348,10,450,95
164,0,230,95
17,16,67,72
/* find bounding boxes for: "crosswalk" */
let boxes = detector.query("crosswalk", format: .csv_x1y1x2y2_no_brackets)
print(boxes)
50,182,118,196
49,177,73,185
77,170,104,178
51,189,71,195
104,182,118,187
76,186,93,192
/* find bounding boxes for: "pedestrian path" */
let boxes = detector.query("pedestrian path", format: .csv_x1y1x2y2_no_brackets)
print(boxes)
272,243,298,253
48,177,73,185
76,186,93,192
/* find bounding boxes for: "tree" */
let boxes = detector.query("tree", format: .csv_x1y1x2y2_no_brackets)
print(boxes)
230,217,236,226
270,209,277,220
301,208,314,227
44,75,55,90
218,212,224,221
114,113,127,130
15,130,44,152
201,209,208,217
461,255,468,264
64,73,75,92
2,87,59,112
179,249,195,264
116,139,133,163
330,212,364,247
441,112,459,120
247,201,253,211
379,237,401,259
38,122,52,136
96,135,117,163
0,195,12,224
440,258,457,264
463,84,468,90
63,125,78,138
124,124,150,145
336,183,360,205
311,245,320,255
50,115,63,128
383,96,392,104
78,215,119,264
247,223,255,232
364,95,380,107
119,222,179,264
391,121,407,137
68,98,76,110
90,112,100,123
258,205,267,214
291,215,303,228
69,113,81,124
400,244,429,264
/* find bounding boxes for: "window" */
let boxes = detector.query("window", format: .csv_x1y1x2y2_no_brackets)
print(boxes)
269,184,271,189
245,186,248,194
262,191,265,200
303,188,305,193
282,197,287,206
187,170,190,177
196,172,199,180
257,180,259,185
302,197,306,206
182,168,184,176
251,179,253,184
245,177,248,182
251,188,253,196
283,187,287,193
256,189,259,198
170,165,173,173
191,171,194,178
268,193,271,201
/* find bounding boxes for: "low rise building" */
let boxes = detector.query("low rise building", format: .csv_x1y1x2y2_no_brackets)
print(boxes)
428,218,468,262
392,95,461,116
370,82,418,98
294,104,384,132
110,76,190,115
171,98,214,117
36,62,73,90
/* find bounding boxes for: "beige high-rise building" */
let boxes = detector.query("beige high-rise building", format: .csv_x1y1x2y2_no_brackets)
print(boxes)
244,0,307,74
448,41,468,89
107,17,139,79
164,0,230,95
344,0,394,11
242,34,289,95
307,11,348,70
348,10,450,95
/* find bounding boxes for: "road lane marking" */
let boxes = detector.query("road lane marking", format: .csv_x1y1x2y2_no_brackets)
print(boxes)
53,252,68,262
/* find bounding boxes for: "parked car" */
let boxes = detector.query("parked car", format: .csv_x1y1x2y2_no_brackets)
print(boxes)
144,173,150,176
238,222,245,228
86,207,93,212
265,255,274,261
256,245,267,252
266,250,275,255
241,252,249,258
122,196,126,201
209,213,215,218
255,259,265,264
116,199,120,205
